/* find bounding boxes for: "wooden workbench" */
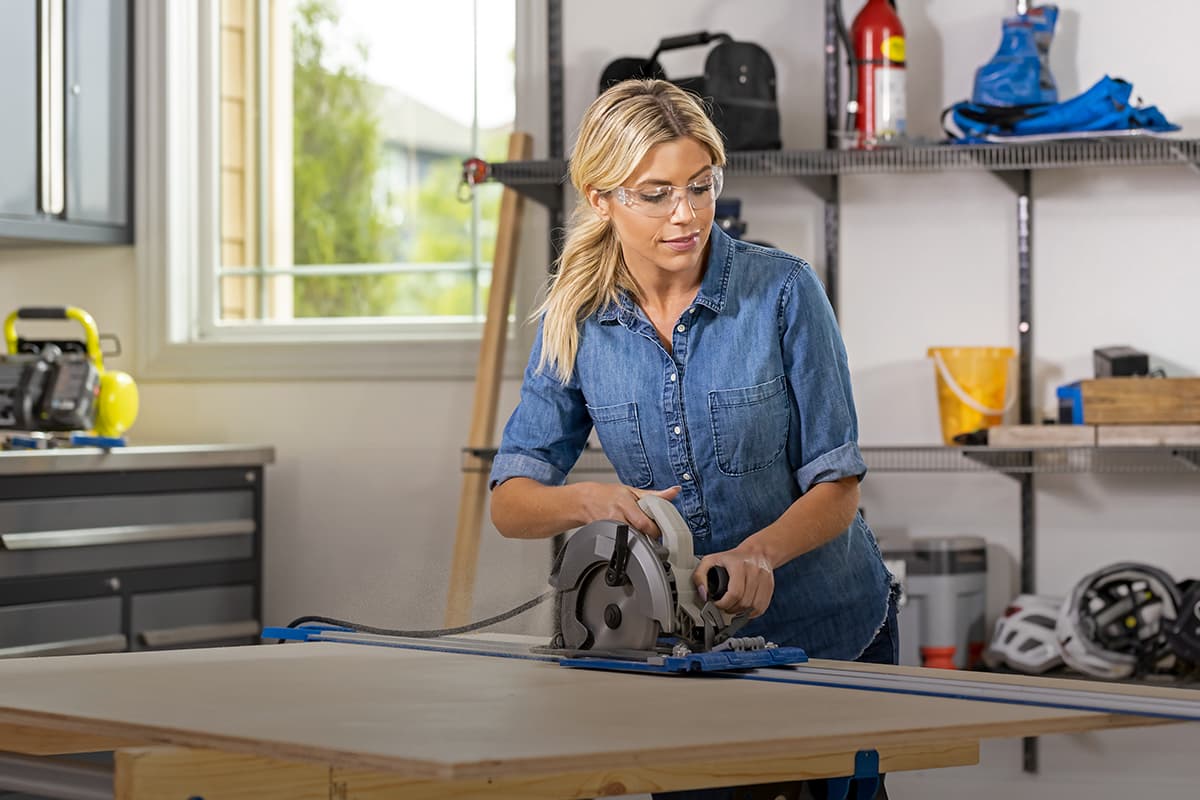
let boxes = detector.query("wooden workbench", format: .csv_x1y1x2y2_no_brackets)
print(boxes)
0,638,1179,798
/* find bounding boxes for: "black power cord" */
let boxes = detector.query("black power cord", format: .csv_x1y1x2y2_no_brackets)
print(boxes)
283,591,555,639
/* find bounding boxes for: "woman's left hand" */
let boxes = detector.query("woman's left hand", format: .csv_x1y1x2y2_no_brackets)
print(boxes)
693,545,775,619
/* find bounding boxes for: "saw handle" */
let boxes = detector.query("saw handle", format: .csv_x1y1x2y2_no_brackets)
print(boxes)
706,566,730,602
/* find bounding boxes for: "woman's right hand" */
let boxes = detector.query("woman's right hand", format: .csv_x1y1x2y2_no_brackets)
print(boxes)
572,482,681,539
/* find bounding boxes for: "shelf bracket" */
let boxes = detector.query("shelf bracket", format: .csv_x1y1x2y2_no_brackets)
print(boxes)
793,175,836,204
963,448,1034,480
988,169,1027,194
505,184,563,212
1172,449,1200,470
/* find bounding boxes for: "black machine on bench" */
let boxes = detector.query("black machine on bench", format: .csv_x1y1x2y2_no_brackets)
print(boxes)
0,307,138,442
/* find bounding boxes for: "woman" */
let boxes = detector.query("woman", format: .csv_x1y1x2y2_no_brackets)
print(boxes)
489,79,897,798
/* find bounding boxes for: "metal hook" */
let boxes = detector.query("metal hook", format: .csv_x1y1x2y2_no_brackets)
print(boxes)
459,157,490,202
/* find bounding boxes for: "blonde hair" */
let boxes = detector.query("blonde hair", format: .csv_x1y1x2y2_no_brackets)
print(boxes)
535,79,726,383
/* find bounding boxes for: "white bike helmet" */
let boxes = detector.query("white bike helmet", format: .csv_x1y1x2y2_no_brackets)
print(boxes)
983,594,1064,674
1056,562,1181,679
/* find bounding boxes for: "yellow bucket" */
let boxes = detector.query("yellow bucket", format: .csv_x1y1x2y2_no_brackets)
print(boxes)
927,346,1015,445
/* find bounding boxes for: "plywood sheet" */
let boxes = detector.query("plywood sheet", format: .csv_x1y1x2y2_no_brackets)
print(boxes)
0,642,1169,779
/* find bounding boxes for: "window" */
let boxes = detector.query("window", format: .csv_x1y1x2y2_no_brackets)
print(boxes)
218,0,515,325
136,0,531,380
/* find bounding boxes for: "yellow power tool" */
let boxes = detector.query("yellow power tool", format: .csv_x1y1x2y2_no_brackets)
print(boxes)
3,307,139,438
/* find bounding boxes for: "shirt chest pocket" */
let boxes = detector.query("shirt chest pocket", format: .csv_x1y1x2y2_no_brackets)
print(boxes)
708,375,790,477
585,401,653,489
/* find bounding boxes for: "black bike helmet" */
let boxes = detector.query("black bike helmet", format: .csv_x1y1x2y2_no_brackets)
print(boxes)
1056,562,1181,679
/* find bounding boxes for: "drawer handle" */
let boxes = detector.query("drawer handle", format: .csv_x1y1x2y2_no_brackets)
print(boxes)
139,620,261,648
0,634,127,658
0,519,256,550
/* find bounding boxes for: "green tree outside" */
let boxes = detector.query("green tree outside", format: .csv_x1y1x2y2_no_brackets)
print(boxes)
290,0,509,319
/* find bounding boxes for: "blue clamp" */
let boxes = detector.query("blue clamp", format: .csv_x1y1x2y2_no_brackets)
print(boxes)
560,646,808,675
261,624,352,642
69,432,127,449
825,749,880,800
5,435,51,450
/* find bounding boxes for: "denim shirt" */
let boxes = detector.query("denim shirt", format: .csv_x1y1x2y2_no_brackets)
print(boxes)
490,224,892,659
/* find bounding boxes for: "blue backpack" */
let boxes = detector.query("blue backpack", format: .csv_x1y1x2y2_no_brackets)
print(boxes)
972,4,1060,108
944,5,1178,142
946,76,1179,142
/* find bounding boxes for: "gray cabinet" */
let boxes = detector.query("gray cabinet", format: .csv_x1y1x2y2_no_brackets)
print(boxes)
0,445,274,658
0,0,131,244
0,1,39,221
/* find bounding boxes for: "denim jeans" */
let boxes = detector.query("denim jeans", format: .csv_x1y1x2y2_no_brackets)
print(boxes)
652,591,900,800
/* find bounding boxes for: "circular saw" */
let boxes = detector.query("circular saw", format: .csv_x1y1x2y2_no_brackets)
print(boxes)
546,495,755,659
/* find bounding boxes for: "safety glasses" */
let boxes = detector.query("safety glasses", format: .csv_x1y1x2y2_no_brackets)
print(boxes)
610,166,724,219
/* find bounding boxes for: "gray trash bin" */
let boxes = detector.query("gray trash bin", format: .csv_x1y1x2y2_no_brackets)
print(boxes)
885,536,987,669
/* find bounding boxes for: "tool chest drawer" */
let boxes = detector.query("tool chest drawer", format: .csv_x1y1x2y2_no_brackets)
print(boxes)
131,585,258,650
0,596,124,658
0,490,256,578
0,446,271,675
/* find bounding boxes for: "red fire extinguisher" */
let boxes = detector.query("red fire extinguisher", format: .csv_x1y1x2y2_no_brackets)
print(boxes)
851,0,907,147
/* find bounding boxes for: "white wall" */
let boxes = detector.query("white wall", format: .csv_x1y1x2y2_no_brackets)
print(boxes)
0,0,1198,796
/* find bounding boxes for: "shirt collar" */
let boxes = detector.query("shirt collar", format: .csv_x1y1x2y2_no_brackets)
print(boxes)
596,222,733,323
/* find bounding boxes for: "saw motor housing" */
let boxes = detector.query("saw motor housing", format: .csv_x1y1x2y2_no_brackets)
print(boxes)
550,495,749,655
0,348,100,432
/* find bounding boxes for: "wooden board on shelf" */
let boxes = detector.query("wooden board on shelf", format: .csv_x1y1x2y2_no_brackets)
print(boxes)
1080,377,1200,425
988,424,1096,447
1096,424,1200,447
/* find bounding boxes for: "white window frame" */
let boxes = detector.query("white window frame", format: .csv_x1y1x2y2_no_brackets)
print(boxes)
134,0,545,381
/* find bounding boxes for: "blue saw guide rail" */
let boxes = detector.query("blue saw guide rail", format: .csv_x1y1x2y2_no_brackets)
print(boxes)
560,646,809,674
264,625,807,673
262,625,1200,722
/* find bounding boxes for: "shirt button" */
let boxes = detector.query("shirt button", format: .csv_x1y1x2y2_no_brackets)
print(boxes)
670,373,677,382
689,307,696,313
673,426,681,435
682,472,692,481
676,324,686,333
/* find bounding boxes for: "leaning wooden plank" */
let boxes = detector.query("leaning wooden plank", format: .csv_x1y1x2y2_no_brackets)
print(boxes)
445,131,534,627
988,424,1096,447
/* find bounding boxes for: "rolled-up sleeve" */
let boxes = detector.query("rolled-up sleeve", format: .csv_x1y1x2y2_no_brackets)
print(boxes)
780,264,868,495
489,318,592,490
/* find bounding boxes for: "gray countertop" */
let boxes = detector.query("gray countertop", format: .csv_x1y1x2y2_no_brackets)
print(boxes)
0,444,276,475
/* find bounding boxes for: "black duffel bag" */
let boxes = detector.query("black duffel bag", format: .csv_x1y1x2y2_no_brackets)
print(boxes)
598,31,782,151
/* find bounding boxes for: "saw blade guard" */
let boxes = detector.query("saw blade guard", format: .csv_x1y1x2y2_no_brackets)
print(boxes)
637,495,705,627
639,495,744,647
550,518,676,649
